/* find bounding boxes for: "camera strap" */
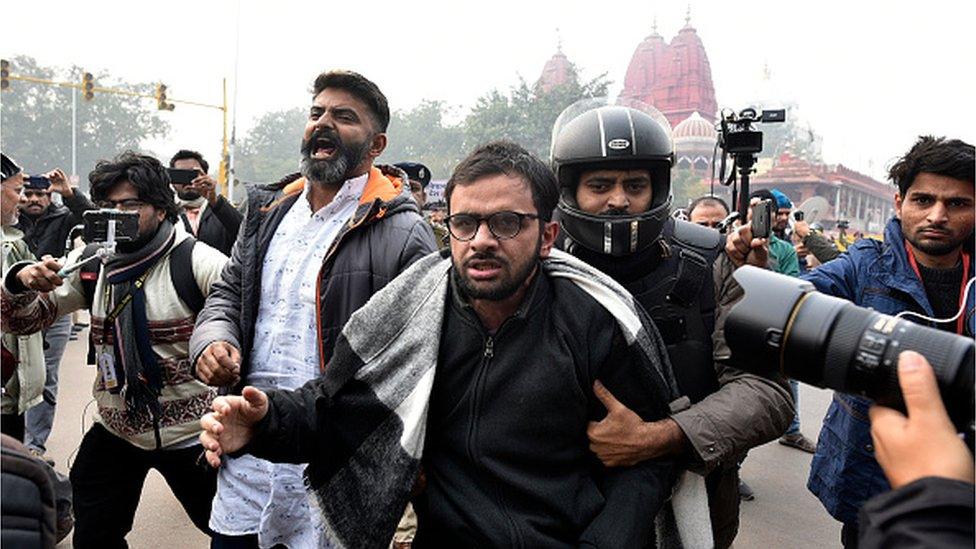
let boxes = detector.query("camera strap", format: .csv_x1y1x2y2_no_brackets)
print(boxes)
101,267,155,331
905,243,971,335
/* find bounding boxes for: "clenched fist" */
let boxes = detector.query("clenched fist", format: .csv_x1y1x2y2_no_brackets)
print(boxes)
196,341,242,387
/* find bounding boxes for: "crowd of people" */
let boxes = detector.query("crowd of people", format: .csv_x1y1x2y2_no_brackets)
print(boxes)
0,69,973,549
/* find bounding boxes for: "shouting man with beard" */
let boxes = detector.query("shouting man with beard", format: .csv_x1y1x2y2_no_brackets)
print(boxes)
198,141,678,548
804,135,975,548
2,152,229,546
189,70,436,548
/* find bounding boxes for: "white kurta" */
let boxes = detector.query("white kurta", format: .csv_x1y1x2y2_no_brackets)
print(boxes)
209,174,368,548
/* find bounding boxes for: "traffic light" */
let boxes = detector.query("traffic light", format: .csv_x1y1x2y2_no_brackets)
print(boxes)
155,83,175,111
1,59,10,91
82,72,94,100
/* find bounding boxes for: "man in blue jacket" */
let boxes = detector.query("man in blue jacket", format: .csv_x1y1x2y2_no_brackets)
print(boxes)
803,135,974,547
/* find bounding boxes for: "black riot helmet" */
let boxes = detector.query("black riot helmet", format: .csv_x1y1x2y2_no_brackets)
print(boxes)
551,98,674,256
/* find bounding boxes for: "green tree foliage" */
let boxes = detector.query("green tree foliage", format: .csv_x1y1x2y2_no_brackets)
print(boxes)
464,71,611,160
0,55,169,190
671,167,712,210
381,100,466,180
233,107,305,183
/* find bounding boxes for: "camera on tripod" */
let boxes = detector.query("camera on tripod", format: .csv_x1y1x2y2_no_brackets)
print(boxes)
718,107,786,155
714,107,787,224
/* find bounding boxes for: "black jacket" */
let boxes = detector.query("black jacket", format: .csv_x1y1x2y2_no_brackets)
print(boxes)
858,477,974,548
16,192,96,258
179,195,242,256
566,218,793,549
189,166,437,382
413,270,674,548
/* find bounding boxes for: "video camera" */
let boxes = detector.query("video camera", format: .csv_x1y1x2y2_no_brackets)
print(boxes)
715,107,786,226
724,266,974,432
718,108,785,156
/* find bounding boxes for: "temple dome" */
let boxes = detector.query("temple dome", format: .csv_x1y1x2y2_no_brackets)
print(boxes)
673,112,716,140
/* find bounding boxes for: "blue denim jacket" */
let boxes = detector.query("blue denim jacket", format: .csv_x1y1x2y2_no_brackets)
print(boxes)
801,217,975,525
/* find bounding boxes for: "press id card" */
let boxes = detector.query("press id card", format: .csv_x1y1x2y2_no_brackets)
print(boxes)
98,352,119,390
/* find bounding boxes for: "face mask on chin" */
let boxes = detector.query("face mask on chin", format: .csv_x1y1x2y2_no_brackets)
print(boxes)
177,189,202,201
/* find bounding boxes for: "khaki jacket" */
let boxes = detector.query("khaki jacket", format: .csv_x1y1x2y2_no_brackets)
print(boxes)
670,252,795,548
1,225,45,415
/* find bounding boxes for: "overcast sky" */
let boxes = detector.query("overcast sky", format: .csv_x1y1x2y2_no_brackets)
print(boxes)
2,0,973,182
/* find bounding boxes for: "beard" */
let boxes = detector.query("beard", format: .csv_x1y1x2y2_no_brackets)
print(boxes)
906,225,971,257
22,203,46,218
300,128,371,187
453,236,542,301
116,221,160,254
602,207,630,216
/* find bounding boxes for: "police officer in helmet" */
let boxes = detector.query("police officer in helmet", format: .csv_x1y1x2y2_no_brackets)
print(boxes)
552,101,794,548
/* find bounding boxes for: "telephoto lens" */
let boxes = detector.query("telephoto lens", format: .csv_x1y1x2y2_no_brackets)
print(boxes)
725,266,974,431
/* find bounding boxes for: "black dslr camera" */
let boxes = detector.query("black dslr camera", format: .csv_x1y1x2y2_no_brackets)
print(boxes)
725,266,974,433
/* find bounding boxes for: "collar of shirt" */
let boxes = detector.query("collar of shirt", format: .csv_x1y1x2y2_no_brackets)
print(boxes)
298,172,369,220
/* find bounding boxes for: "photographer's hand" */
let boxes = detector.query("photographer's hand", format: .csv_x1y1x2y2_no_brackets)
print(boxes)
196,341,242,387
869,351,975,489
44,169,74,198
16,256,65,293
191,171,218,205
793,219,811,239
726,197,769,268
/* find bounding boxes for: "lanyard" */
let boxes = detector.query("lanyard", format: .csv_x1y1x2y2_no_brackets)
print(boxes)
904,243,971,335
101,267,155,331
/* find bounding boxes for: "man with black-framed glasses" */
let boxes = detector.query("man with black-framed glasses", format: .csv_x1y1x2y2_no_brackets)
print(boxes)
198,140,678,547
2,152,229,547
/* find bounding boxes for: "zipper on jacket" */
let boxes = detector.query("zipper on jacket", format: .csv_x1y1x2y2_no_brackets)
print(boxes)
464,333,523,547
463,334,493,467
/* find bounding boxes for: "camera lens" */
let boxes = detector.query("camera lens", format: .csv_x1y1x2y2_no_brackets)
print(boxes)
726,266,975,430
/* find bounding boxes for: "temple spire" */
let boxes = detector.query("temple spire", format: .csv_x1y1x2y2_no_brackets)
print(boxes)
685,5,692,27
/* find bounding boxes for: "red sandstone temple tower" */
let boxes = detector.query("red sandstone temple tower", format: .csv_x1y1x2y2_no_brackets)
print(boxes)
537,40,575,93
620,13,719,129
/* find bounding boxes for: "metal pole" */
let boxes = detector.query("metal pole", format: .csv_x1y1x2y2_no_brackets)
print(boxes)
72,87,77,178
229,0,241,204
220,77,228,197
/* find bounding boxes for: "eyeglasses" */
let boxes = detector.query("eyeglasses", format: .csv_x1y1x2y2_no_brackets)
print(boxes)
445,211,539,241
95,199,147,211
